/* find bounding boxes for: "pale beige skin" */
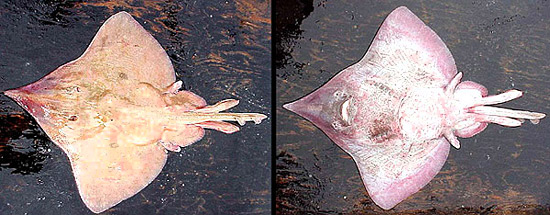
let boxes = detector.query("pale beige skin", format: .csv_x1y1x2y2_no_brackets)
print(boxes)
4,11,266,213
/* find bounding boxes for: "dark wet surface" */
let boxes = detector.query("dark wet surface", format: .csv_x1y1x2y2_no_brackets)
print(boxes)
0,0,271,214
277,0,550,214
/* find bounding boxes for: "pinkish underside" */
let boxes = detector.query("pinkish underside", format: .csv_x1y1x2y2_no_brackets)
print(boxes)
284,6,544,210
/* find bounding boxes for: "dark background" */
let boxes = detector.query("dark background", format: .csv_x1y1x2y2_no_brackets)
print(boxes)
276,0,550,214
0,0,271,214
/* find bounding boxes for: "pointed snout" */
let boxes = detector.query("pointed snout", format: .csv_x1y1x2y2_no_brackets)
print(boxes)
283,92,332,130
3,88,46,118
283,100,311,114
284,97,321,119
3,89,27,103
4,88,29,107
